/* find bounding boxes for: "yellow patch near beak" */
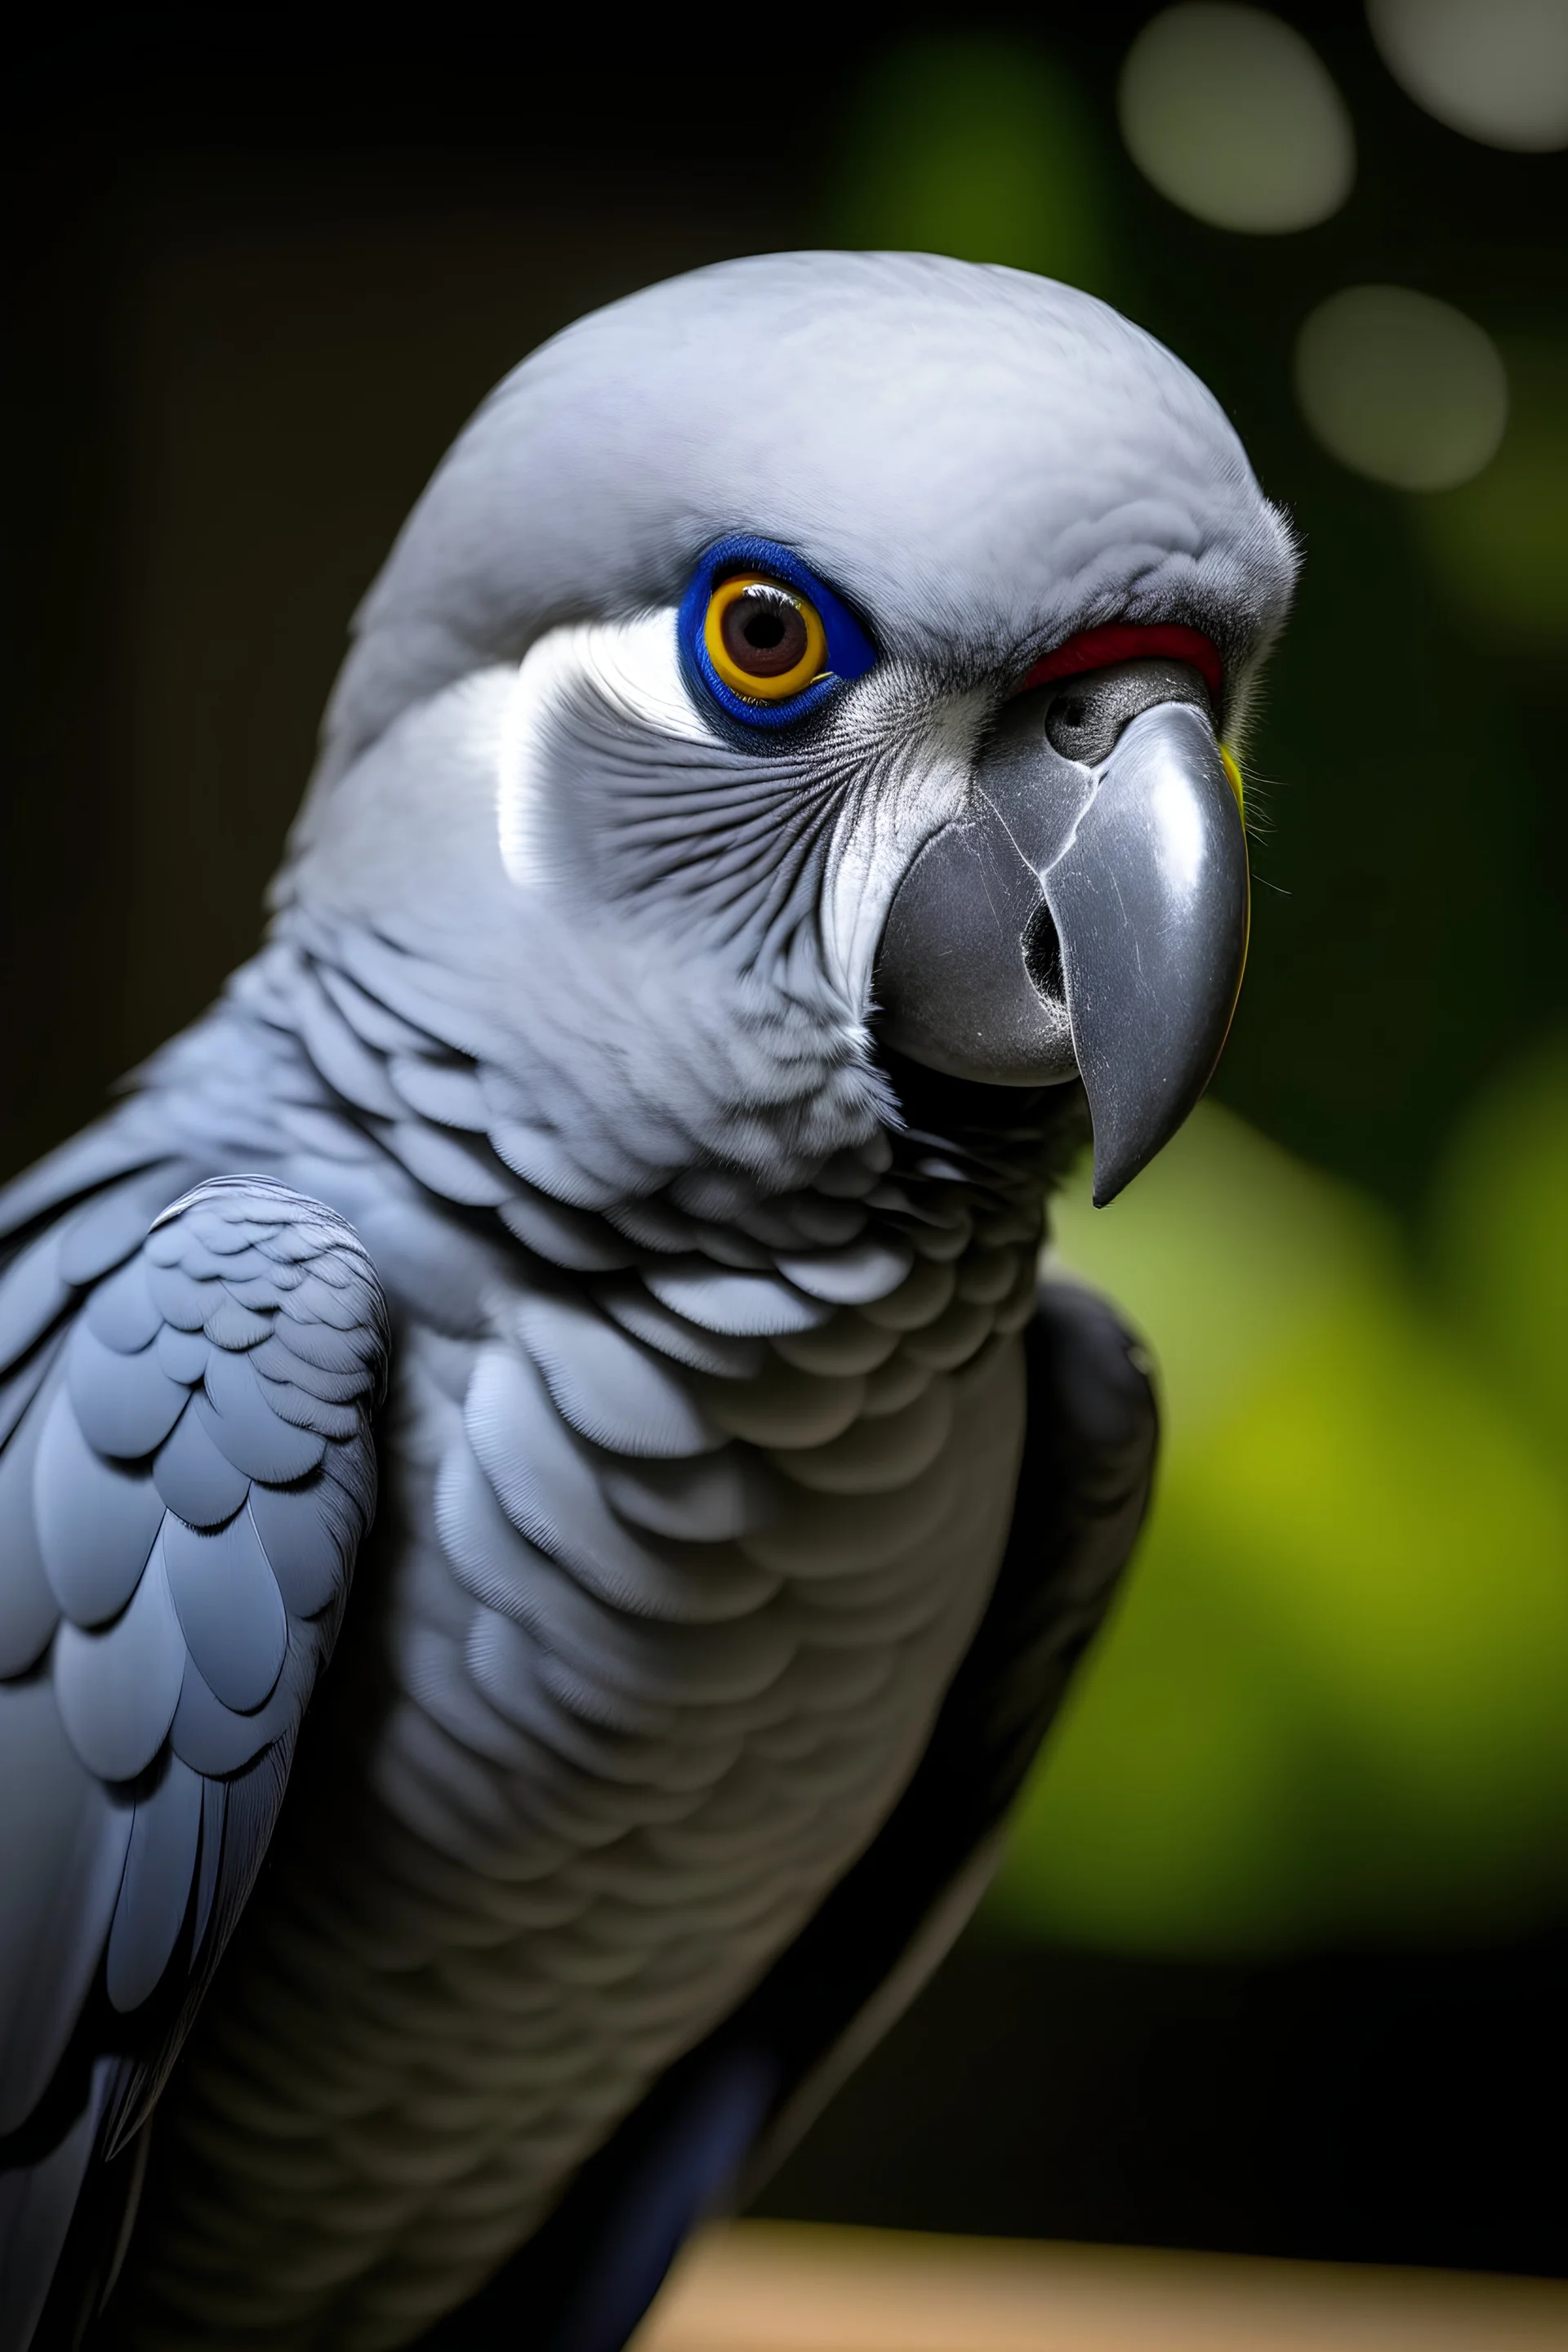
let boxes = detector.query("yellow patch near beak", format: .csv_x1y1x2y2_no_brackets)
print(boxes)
1219,741,1245,817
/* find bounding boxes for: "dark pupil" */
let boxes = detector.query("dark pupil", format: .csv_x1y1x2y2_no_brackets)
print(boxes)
723,590,809,678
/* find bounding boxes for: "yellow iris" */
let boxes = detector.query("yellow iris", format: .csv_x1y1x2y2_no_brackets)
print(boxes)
704,576,829,702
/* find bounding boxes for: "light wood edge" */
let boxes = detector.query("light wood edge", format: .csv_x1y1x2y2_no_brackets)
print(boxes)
632,2221,1568,2352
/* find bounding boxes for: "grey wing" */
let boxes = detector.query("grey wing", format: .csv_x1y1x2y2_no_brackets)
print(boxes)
416,1278,1155,2352
0,1171,388,2350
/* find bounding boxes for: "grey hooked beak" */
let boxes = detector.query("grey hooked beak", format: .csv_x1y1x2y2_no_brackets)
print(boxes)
873,684,1250,1205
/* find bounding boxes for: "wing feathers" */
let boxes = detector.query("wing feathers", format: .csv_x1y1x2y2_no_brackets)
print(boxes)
34,1388,166,1627
167,1639,300,1777
163,1510,287,1713
0,1682,131,2136
192,1780,225,1959
193,1376,326,1483
247,1477,352,1617
0,1167,389,2333
107,1759,204,2015
53,1540,185,1781
85,1256,164,1355
154,1326,209,1383
0,1231,74,1380
249,1331,367,1403
56,1167,195,1290
66,1319,190,1460
152,1405,251,1528
142,1262,212,1333
0,1394,60,1677
0,1126,167,1251
0,2059,105,2346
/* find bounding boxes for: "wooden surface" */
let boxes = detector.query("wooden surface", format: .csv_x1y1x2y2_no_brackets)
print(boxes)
633,2222,1568,2351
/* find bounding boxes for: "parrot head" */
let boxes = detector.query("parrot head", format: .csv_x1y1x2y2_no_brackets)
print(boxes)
283,252,1295,1205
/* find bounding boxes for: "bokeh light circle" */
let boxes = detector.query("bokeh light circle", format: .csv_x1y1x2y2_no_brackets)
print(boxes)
1119,4,1355,232
1294,287,1508,491
1369,0,1568,153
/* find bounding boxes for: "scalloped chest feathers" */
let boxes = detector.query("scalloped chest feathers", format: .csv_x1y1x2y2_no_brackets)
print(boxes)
130,1226,1036,2351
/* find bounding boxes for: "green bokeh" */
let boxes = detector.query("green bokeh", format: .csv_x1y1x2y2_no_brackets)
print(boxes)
826,33,1567,1219
1430,1036,1568,1448
826,35,1115,296
986,1062,1568,1955
1414,342,1568,641
825,29,1568,1957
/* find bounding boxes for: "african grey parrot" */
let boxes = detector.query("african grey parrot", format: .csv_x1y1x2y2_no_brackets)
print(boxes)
0,252,1294,2350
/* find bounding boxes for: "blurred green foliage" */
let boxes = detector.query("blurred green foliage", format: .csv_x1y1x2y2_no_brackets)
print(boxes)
826,25,1568,1953
985,1048,1568,1953
822,27,1568,1957
827,27,1568,1218
825,35,1115,296
1417,340,1568,640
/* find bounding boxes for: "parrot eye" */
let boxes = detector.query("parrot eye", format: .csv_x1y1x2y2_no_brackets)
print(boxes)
679,534,878,730
706,577,827,701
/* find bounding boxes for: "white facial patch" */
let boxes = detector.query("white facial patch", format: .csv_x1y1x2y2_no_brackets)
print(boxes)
493,621,992,1032
817,680,989,1012
496,612,715,889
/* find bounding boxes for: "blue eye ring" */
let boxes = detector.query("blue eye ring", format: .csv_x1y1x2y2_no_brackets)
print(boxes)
678,535,877,729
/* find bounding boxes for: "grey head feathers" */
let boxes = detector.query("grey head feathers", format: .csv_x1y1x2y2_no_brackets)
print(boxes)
270,253,1294,1210
310,252,1295,789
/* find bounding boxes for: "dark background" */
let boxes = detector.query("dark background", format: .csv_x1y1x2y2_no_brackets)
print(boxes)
7,2,1566,2279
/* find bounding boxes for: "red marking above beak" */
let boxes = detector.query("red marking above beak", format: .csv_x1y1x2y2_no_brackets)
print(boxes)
1018,622,1223,702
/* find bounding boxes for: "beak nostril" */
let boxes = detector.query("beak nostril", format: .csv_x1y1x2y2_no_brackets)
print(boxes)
1022,903,1065,1004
